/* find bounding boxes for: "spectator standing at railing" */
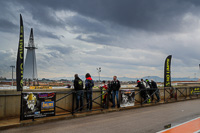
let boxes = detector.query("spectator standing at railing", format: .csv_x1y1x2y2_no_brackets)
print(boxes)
101,81,108,108
111,76,121,108
85,73,94,110
146,79,154,102
136,80,148,103
151,79,160,102
141,79,146,87
107,80,112,104
74,74,84,111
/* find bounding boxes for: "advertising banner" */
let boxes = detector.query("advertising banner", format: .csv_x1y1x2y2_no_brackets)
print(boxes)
120,89,135,107
21,92,56,120
16,14,24,91
29,86,53,89
164,55,172,87
190,87,200,95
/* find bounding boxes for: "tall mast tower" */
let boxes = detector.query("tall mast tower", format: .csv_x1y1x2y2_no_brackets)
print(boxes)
24,28,38,85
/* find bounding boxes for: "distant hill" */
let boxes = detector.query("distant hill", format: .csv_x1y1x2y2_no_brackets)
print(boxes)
46,75,198,82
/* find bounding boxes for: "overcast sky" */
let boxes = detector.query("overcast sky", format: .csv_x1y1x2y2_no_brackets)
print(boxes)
1,0,200,79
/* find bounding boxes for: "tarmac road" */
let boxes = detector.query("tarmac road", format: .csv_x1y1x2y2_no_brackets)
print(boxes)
2,99,200,133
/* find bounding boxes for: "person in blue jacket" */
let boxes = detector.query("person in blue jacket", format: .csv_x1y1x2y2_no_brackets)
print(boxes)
85,73,94,110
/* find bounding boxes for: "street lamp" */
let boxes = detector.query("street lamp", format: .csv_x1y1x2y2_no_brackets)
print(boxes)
10,65,15,86
96,67,101,82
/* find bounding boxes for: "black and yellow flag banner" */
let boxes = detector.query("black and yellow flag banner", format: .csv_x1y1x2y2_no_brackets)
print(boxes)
164,55,172,87
16,14,24,91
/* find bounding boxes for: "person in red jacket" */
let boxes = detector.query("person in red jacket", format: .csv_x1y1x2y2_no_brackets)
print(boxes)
101,81,108,108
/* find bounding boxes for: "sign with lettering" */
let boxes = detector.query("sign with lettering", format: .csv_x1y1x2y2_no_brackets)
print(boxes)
16,14,24,91
21,92,56,120
164,55,172,87
190,87,200,95
29,86,52,89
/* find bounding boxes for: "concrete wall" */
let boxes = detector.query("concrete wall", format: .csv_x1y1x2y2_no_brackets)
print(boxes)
0,86,199,119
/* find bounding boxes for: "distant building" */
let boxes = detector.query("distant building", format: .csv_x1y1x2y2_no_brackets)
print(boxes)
24,28,38,83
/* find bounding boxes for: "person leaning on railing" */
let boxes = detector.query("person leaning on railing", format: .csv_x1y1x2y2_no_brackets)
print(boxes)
151,79,160,102
136,80,148,103
146,79,154,102
74,74,84,112
85,73,94,111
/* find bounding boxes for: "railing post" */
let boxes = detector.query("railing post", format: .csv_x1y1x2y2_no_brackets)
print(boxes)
140,90,142,106
164,87,165,103
72,91,75,115
185,88,187,100
20,91,23,121
176,88,178,101
189,88,192,99
100,87,103,108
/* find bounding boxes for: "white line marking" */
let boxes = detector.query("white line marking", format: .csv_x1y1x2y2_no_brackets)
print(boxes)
157,117,200,133
194,130,200,133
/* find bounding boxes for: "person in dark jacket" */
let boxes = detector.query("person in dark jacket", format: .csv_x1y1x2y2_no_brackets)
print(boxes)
74,74,84,111
151,79,160,102
107,81,112,103
146,79,154,102
111,76,121,108
136,80,147,102
85,73,94,110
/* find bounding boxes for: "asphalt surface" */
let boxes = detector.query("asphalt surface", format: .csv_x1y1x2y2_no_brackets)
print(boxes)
2,99,200,133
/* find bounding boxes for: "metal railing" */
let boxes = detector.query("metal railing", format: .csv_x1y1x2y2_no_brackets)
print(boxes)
0,86,200,120
54,87,200,116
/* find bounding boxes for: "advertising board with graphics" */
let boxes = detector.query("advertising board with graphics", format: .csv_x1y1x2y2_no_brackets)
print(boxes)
120,89,135,107
190,87,200,95
21,92,56,120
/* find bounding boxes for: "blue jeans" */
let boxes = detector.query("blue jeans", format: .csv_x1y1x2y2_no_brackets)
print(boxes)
112,90,119,107
75,90,83,111
86,91,93,110
155,89,160,101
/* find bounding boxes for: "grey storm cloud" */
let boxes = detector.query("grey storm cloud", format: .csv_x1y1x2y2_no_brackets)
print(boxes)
1,0,200,78
0,19,18,33
8,0,200,32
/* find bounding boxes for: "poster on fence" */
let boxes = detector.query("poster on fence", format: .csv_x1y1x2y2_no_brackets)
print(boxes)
190,87,200,95
21,92,56,120
120,89,135,107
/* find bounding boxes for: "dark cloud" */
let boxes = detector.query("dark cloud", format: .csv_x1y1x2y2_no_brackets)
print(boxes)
1,0,200,78
0,19,18,33
9,0,200,33
66,15,109,35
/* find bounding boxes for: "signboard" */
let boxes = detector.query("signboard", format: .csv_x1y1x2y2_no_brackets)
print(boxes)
120,89,135,107
29,86,52,89
190,87,200,95
164,55,172,87
21,92,56,120
16,14,24,91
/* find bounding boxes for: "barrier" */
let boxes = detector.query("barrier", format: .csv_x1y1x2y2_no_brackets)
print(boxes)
0,86,200,120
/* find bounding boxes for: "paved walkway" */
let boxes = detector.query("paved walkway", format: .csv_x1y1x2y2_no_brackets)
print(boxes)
1,99,200,133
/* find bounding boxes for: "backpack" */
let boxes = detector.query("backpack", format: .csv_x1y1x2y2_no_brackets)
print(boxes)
86,80,94,90
88,80,94,88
